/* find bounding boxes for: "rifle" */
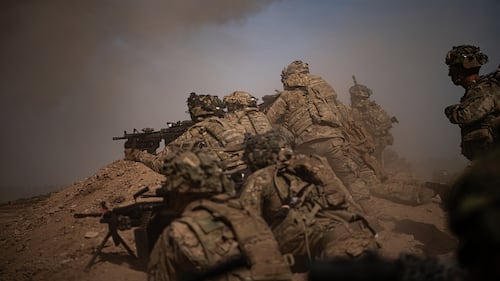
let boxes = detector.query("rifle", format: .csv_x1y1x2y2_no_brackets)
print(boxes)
112,120,194,154
74,186,177,271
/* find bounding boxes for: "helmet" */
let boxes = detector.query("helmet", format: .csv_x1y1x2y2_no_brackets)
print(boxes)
283,60,310,76
445,45,488,69
223,91,258,112
187,92,225,121
160,149,235,196
349,84,372,99
243,131,293,171
281,60,310,88
349,75,372,100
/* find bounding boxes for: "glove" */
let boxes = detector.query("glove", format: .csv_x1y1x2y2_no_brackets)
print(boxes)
124,148,141,161
444,105,457,118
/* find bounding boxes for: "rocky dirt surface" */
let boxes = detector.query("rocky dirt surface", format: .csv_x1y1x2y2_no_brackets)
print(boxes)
0,159,457,281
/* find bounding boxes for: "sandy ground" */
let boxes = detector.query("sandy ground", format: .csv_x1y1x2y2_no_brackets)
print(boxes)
0,159,457,281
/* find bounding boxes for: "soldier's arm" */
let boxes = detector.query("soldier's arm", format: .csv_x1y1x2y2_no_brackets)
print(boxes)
445,85,497,124
238,172,269,215
265,94,288,124
124,129,196,173
124,147,173,173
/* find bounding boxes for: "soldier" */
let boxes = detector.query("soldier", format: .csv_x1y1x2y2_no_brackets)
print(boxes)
223,90,273,135
444,45,500,161
266,60,378,201
148,149,292,281
125,92,248,185
238,131,379,268
349,76,398,166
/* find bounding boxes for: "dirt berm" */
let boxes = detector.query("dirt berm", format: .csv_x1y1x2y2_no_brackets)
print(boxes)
0,160,457,281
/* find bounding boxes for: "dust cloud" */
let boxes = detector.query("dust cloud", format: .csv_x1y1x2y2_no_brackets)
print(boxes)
0,0,277,201
0,0,498,202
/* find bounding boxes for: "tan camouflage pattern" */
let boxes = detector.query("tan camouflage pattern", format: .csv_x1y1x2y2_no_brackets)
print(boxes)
445,70,500,160
127,116,247,174
148,199,292,281
225,107,274,136
239,153,378,261
266,72,384,201
350,98,395,163
223,91,258,110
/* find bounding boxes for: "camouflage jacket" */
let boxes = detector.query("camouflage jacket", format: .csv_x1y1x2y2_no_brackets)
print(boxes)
266,75,346,145
351,99,395,144
239,153,360,228
445,70,500,159
132,116,247,174
239,154,378,258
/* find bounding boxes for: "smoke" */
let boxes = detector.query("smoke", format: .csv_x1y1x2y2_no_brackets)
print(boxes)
0,0,278,201
0,0,498,202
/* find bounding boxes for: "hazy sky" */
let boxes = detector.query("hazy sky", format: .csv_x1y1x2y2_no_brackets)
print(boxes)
1,0,499,201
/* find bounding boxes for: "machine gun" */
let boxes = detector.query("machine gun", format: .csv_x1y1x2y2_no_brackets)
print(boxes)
112,120,194,154
74,186,177,271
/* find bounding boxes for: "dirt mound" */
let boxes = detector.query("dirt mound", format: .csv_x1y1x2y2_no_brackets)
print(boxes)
0,160,456,281
0,160,165,281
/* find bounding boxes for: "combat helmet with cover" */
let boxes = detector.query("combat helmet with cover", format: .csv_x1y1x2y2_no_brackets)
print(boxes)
281,60,310,89
243,131,293,171
160,149,236,197
187,92,225,122
223,91,258,112
445,45,489,69
349,75,373,101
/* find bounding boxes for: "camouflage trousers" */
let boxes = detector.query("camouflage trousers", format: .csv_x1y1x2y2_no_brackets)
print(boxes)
369,179,435,206
271,209,379,265
296,138,380,201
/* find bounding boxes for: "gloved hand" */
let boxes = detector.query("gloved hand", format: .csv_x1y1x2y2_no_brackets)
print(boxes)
124,148,141,161
444,104,457,118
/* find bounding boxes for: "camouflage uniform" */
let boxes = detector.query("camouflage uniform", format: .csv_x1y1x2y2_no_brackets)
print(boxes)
349,77,397,165
239,132,379,265
444,45,500,160
266,61,377,200
126,92,247,177
223,91,274,135
148,150,292,281
337,102,387,182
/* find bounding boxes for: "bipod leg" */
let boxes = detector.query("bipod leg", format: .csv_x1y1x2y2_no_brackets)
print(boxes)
115,232,137,258
84,232,112,272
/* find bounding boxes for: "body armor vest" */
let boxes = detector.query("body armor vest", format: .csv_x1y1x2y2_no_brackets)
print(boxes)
180,200,292,281
196,118,246,173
